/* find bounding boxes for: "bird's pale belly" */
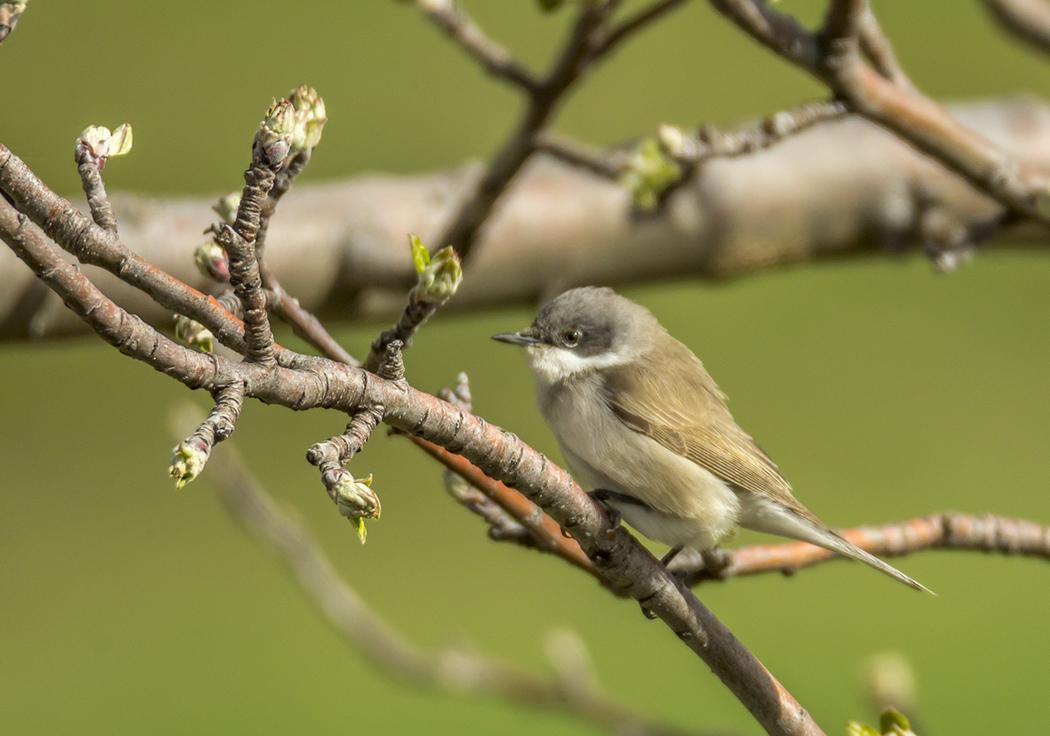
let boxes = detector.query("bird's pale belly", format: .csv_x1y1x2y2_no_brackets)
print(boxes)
539,380,741,550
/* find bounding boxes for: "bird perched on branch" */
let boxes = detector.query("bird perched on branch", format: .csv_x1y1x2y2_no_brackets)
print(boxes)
495,286,930,593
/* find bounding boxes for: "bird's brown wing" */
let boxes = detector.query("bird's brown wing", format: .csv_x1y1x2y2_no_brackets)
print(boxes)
602,342,819,523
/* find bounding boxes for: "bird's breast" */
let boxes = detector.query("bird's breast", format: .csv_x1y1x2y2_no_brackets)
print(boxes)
536,375,740,530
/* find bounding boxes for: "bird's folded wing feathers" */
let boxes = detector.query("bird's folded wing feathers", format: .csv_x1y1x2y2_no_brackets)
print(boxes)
601,346,819,523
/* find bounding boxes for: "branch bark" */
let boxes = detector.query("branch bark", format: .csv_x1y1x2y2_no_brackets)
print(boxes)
4,97,1050,342
198,424,708,736
0,183,826,736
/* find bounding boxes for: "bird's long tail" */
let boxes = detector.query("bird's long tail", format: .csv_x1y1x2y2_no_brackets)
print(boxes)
741,505,933,593
814,527,933,594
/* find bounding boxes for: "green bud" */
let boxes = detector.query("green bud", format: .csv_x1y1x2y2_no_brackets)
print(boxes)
77,125,112,160
619,137,683,213
409,233,429,274
76,124,134,162
879,709,915,736
416,245,462,305
656,124,686,158
861,651,917,716
264,98,296,135
212,192,241,225
194,240,230,283
256,98,295,168
333,472,381,543
845,724,880,736
173,313,215,353
169,437,208,489
289,85,327,155
351,517,368,544
108,124,134,157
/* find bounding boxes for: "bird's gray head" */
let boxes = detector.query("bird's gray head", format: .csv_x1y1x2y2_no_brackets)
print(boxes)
493,287,661,384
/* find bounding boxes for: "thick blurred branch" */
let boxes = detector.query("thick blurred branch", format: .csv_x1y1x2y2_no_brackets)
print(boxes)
4,97,1050,342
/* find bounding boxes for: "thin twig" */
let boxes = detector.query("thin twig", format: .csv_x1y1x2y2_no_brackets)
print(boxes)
708,0,1050,222
169,382,246,488
676,101,851,163
675,512,1050,585
415,0,539,92
444,469,535,545
426,0,684,260
597,0,691,57
821,0,866,52
75,160,118,233
0,206,827,734
534,130,630,178
263,277,360,366
980,0,1050,57
196,429,710,736
858,7,914,90
410,436,597,577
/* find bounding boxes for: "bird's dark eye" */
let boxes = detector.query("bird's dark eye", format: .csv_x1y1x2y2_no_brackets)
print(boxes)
562,329,582,347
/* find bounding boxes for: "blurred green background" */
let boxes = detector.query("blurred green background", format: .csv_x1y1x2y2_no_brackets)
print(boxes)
3,1,1050,734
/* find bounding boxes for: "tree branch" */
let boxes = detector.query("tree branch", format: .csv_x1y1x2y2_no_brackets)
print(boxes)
596,0,691,57
673,512,1050,585
424,0,689,261
0,182,826,736
981,0,1050,56
6,97,1048,342
709,0,1050,222
414,0,539,92
198,426,707,736
858,7,915,90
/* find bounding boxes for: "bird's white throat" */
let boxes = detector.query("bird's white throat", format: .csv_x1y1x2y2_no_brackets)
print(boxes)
523,344,631,385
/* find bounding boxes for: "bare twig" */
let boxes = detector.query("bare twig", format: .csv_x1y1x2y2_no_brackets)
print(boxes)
981,0,1050,56
672,100,851,164
264,279,360,366
0,193,827,734
444,469,535,546
709,0,1050,223
411,436,597,577
196,427,709,736
858,7,914,90
534,130,630,178
218,103,299,367
425,0,686,260
596,0,691,57
821,0,866,52
169,382,246,488
674,512,1050,585
414,0,539,92
74,151,118,234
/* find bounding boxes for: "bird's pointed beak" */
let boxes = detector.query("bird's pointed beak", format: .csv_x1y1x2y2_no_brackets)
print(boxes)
492,330,544,347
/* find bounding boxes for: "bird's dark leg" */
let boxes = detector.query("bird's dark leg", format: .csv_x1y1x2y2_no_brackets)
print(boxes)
660,545,685,567
587,489,622,528
633,546,687,620
561,489,623,538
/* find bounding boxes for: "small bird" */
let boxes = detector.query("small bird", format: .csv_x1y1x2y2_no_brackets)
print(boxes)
494,286,929,592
